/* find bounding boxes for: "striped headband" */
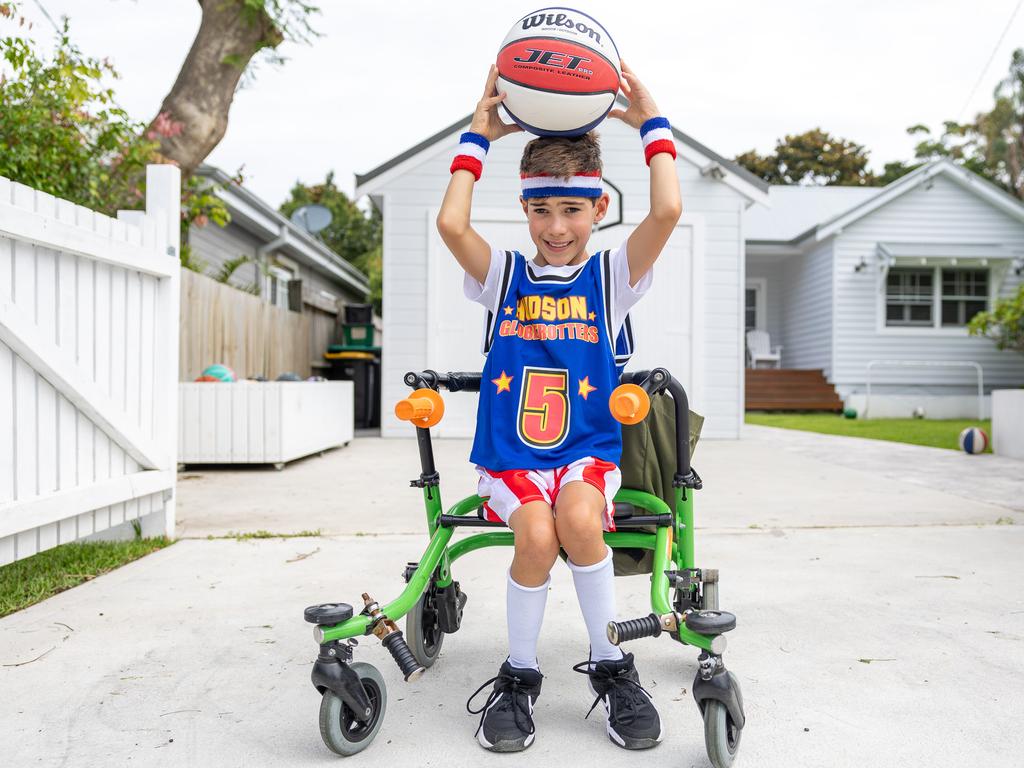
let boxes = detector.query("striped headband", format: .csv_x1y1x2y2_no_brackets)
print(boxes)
520,171,603,200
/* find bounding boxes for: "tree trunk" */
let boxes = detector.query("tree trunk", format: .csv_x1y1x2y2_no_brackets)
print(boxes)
148,0,283,178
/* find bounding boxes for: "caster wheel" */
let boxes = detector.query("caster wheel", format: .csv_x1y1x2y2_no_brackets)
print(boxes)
701,569,719,611
406,591,444,668
703,697,742,768
318,662,387,756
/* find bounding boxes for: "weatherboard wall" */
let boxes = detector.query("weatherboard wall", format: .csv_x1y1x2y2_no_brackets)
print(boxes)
831,173,1024,395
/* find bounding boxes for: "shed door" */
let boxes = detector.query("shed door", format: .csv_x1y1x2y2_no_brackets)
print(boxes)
427,218,701,438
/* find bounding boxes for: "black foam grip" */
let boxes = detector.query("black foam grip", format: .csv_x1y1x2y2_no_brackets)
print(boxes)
382,631,424,681
608,614,662,645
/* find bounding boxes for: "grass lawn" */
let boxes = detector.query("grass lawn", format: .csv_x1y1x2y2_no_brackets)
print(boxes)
0,537,173,619
745,413,993,452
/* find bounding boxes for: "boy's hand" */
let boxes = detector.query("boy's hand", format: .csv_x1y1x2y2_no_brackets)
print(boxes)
470,64,523,142
608,60,662,130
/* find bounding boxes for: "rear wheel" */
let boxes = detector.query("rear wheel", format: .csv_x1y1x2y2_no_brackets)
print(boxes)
406,591,444,667
318,662,387,756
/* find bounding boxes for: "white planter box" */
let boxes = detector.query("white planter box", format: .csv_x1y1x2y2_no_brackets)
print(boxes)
178,381,354,467
992,389,1024,460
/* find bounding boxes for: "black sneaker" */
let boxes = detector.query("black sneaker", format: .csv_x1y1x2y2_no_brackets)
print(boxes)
466,660,543,752
572,652,662,749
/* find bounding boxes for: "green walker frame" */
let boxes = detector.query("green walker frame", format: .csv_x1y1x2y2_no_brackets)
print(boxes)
304,367,745,767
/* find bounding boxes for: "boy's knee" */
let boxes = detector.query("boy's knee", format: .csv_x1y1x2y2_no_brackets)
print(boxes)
514,523,560,566
554,502,604,545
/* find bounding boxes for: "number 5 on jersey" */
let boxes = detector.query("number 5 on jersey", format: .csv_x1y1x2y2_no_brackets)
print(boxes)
517,367,570,449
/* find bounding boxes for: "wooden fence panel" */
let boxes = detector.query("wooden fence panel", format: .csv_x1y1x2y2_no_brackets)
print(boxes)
179,269,311,382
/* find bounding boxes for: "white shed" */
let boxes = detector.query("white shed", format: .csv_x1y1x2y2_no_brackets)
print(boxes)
744,160,1024,417
356,111,768,439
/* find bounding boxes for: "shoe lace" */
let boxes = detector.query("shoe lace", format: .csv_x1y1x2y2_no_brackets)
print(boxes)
571,660,653,727
466,672,537,738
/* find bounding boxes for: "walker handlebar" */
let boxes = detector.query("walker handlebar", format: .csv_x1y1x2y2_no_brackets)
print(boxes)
401,367,696,485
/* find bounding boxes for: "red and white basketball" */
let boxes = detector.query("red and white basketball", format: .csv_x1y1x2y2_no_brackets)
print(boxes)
496,7,621,137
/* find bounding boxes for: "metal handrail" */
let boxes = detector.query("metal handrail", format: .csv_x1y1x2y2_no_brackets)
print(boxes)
864,360,984,419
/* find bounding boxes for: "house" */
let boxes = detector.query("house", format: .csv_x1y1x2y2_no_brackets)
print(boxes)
190,165,370,375
744,160,1024,417
354,112,769,439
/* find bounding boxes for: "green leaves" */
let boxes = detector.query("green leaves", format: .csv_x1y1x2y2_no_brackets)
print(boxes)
735,128,878,186
278,171,382,308
968,285,1024,355
0,11,156,213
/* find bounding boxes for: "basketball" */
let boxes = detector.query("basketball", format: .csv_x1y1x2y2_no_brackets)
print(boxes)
496,7,620,136
198,363,235,382
958,427,988,454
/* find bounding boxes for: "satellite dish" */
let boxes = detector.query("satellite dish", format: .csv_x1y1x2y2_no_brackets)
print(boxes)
290,204,332,234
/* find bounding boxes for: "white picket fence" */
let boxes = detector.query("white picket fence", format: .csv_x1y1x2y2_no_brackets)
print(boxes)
0,165,181,566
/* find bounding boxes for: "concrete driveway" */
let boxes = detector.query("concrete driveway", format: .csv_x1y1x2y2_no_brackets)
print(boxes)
2,427,1022,767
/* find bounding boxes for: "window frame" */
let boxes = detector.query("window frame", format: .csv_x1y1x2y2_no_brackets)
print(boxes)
879,264,991,335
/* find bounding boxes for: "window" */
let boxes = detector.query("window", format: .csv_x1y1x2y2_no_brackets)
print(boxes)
885,269,933,326
884,266,989,329
268,265,292,309
744,288,757,332
941,269,987,327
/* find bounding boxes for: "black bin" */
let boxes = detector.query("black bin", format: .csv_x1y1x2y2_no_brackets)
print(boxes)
327,352,380,429
344,304,374,325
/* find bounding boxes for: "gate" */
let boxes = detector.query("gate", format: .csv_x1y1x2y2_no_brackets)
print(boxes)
0,165,181,565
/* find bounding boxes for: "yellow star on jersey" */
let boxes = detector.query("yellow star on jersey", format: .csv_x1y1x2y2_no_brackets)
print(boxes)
492,370,513,394
503,305,514,316
588,311,596,321
578,376,597,400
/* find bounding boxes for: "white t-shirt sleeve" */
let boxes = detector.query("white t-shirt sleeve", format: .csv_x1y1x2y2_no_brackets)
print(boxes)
462,248,507,312
608,239,653,337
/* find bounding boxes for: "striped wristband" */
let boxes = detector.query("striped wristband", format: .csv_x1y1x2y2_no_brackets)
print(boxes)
640,117,676,166
450,132,490,181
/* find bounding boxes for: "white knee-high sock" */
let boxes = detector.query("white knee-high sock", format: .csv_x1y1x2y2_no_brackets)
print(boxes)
568,547,624,663
507,571,549,671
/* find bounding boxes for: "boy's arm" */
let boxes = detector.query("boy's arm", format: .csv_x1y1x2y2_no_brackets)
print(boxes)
436,65,522,285
607,61,683,286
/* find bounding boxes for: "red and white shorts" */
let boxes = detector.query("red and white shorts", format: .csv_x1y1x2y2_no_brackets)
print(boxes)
475,457,621,531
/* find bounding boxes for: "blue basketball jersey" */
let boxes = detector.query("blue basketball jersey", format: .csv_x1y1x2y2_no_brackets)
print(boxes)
470,250,635,471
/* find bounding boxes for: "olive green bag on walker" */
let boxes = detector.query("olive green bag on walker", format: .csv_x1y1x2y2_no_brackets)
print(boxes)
615,394,704,577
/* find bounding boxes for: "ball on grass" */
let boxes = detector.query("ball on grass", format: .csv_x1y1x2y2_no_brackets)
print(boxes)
958,427,988,454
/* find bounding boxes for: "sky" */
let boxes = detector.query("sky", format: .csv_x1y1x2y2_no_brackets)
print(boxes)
7,0,1024,208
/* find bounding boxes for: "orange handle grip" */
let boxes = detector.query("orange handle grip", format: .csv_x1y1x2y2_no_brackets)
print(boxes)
609,384,650,425
393,388,445,428
395,396,434,421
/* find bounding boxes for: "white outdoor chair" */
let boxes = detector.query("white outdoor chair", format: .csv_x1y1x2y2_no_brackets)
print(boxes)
746,330,782,369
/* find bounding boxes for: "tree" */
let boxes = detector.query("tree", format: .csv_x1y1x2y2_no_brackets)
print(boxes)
969,284,1024,355
279,172,383,309
0,5,236,271
0,6,156,211
902,48,1024,200
734,128,878,186
147,1,318,179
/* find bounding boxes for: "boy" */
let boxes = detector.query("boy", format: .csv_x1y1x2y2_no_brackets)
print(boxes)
436,61,681,753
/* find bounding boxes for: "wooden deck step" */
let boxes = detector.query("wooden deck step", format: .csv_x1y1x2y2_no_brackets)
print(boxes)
745,369,843,412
